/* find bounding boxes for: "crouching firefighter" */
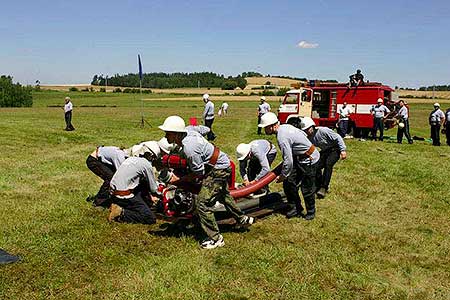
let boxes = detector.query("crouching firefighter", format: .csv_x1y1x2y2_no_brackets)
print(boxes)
236,139,277,193
108,142,161,225
300,117,347,199
258,112,320,220
86,146,129,207
159,115,254,249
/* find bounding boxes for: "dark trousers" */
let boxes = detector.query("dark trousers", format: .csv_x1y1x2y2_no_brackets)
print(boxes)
430,124,441,146
86,155,115,206
111,191,156,225
372,117,384,140
397,119,413,143
65,111,75,130
283,161,317,215
247,153,276,181
316,148,340,191
257,115,262,135
446,125,450,146
204,118,216,141
338,120,348,138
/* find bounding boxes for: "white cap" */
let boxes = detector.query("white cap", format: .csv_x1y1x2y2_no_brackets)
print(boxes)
65,96,71,101
158,116,187,133
236,143,251,161
434,102,440,107
258,112,279,128
377,98,383,103
202,93,210,100
157,137,174,154
140,141,161,158
300,117,316,130
260,96,266,101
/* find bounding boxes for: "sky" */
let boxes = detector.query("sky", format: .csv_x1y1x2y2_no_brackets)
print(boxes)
1,0,449,88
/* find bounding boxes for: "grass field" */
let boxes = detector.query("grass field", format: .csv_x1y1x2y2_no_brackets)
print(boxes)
1,90,449,299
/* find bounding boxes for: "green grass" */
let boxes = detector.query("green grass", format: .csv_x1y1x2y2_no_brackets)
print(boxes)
0,90,449,299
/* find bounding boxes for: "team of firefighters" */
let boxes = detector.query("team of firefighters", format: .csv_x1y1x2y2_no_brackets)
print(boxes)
85,93,450,250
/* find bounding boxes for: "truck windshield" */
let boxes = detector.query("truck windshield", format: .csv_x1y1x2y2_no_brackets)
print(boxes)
284,93,298,104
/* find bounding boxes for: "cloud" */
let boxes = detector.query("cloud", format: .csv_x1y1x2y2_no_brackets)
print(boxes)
297,41,319,49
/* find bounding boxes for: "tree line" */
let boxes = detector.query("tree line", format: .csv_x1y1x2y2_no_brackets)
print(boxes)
0,75,33,107
91,72,248,90
418,85,450,91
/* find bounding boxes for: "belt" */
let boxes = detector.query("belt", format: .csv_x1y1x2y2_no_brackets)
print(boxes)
209,146,220,166
112,189,133,197
296,145,316,160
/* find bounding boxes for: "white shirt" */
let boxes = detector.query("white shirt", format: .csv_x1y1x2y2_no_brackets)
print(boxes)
258,102,271,115
221,102,229,111
338,106,352,120
64,101,73,113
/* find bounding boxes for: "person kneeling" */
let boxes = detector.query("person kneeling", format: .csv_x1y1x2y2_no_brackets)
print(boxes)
108,144,160,225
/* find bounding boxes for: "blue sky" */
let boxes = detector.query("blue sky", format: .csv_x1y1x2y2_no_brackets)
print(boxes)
1,0,449,88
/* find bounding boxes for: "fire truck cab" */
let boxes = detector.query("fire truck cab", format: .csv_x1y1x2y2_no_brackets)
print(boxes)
278,82,396,136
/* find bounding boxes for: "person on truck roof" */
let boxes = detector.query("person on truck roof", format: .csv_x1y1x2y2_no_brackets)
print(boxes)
349,69,364,87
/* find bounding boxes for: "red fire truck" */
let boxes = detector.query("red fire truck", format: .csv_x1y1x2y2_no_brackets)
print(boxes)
278,82,398,136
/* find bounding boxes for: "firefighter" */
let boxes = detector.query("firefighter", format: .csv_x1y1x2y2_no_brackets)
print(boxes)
257,96,271,135
349,69,364,87
159,116,254,249
300,117,347,199
445,107,450,146
202,94,216,141
108,143,161,225
337,102,353,138
395,100,413,144
429,103,445,146
370,98,390,141
258,112,320,220
186,124,211,137
86,145,130,207
236,140,277,192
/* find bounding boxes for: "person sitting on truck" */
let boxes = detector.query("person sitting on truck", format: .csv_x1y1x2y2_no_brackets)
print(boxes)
370,98,391,141
300,117,347,199
337,102,353,138
349,69,364,87
236,140,277,193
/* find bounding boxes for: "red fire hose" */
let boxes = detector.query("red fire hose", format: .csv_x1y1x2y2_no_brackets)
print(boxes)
230,163,282,199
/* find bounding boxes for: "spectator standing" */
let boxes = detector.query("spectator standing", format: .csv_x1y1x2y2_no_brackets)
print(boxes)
370,98,390,141
429,103,445,146
63,97,75,131
257,96,271,135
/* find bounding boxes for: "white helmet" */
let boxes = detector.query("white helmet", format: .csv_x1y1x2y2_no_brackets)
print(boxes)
260,96,266,101
236,143,251,161
158,116,187,132
434,102,440,107
398,122,405,129
129,144,145,157
258,112,278,128
140,141,161,158
157,137,174,154
202,93,210,100
300,117,316,130
377,98,383,103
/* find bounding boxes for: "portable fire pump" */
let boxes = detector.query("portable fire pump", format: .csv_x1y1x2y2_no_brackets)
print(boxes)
154,154,287,223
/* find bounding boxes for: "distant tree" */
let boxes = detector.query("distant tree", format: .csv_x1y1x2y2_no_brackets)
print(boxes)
265,81,271,85
0,75,33,107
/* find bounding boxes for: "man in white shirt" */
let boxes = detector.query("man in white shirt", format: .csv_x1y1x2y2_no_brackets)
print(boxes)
63,97,75,131
257,97,271,135
337,102,352,137
202,94,216,141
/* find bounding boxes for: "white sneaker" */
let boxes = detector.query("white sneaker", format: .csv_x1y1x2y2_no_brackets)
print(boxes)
200,235,225,249
239,215,254,226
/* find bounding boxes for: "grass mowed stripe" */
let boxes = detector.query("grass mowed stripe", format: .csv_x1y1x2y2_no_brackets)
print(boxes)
1,90,449,299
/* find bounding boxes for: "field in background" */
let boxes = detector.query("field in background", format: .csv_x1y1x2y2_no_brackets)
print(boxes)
1,90,449,299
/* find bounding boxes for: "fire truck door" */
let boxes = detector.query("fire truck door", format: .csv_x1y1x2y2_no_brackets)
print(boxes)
298,90,312,117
